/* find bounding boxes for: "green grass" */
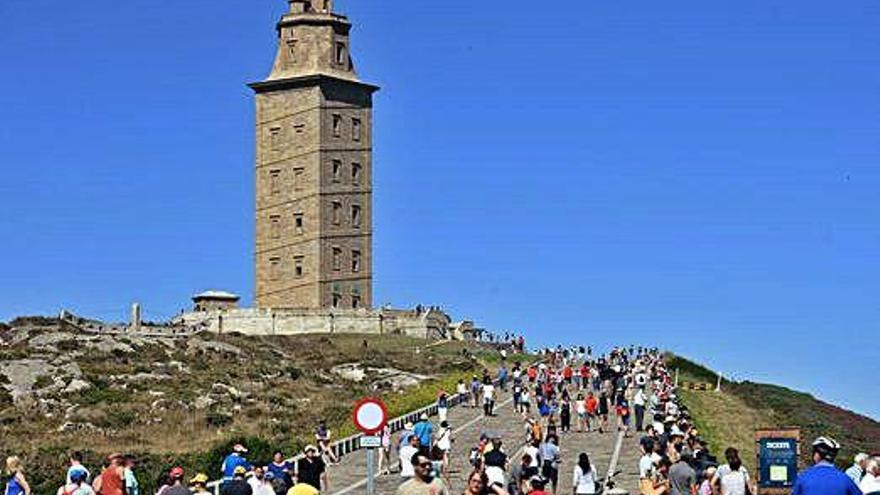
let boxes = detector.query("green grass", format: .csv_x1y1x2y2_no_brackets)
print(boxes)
668,354,880,469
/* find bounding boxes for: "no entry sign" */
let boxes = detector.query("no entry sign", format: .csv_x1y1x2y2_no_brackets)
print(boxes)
352,397,388,435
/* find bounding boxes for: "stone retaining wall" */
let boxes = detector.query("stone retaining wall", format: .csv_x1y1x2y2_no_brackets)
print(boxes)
173,307,452,339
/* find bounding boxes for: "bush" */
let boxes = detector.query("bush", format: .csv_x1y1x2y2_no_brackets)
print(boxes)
205,411,233,428
8,316,60,327
77,382,132,406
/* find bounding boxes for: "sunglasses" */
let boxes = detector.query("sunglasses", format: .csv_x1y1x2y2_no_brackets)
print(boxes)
417,462,433,468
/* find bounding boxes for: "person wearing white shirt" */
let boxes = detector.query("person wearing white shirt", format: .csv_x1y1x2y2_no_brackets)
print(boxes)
482,382,496,416
573,453,597,494
860,458,880,494
399,435,420,479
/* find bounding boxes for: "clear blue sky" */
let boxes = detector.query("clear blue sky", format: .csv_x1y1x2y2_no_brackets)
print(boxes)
1,1,878,419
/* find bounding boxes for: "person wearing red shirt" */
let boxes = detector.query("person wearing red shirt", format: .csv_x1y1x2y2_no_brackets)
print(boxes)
584,392,599,432
527,366,537,383
562,366,573,384
527,475,551,495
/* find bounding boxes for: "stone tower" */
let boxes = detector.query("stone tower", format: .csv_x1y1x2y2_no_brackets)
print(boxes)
251,0,378,309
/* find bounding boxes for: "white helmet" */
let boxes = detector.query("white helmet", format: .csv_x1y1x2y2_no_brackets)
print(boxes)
812,436,841,460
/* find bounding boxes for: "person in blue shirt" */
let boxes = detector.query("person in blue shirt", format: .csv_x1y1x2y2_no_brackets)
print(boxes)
498,365,509,392
791,436,862,495
221,444,253,483
266,451,294,490
412,413,433,456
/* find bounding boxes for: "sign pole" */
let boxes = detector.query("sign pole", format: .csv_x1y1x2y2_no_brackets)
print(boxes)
366,447,375,495
352,398,388,495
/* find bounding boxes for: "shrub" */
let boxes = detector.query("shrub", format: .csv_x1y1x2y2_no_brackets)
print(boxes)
205,411,233,428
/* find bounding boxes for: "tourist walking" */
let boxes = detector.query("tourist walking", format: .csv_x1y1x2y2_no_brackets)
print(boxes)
94,454,126,495
295,446,328,493
539,435,561,494
395,451,449,495
711,448,751,495
222,445,253,484
791,437,861,495
845,453,868,486
220,467,252,495
67,452,91,486
669,453,697,495
462,471,510,495
483,379,496,417
573,453,597,495
3,457,30,495
58,468,94,495
377,424,393,475
163,468,191,495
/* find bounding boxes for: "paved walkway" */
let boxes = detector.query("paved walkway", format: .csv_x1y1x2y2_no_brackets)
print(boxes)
326,389,641,494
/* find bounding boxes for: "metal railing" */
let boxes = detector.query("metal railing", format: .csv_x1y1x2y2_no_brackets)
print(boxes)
206,391,470,494
205,359,540,494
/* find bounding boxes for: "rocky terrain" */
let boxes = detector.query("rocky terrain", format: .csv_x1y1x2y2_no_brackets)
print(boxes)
0,316,513,494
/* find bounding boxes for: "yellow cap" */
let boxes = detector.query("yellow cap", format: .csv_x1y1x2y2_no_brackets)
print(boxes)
287,483,320,495
190,473,209,484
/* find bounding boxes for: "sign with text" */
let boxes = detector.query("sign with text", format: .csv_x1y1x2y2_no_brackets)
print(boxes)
756,428,800,495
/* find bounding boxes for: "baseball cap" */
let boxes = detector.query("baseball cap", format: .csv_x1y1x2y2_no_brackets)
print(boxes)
233,466,247,475
190,473,209,484
170,467,184,478
69,468,88,483
233,443,248,453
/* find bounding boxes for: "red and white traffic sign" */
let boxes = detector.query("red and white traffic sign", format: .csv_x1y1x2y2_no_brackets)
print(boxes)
352,397,388,435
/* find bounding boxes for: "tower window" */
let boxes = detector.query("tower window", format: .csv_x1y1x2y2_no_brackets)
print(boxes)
287,40,298,65
332,114,342,137
351,250,361,273
269,126,282,150
293,167,304,190
351,163,362,185
351,204,362,228
335,42,347,66
332,246,342,271
269,257,281,281
269,169,281,195
352,118,362,142
294,256,304,278
332,159,342,182
332,201,342,225
270,214,281,238
351,283,361,309
294,213,304,234
331,283,342,308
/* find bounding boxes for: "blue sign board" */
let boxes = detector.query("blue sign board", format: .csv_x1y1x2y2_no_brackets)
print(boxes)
758,437,798,488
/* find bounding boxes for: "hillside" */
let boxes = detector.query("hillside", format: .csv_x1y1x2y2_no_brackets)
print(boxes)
0,316,527,495
666,354,880,469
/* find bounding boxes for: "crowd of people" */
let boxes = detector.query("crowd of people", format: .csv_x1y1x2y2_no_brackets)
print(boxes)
632,356,878,495
393,345,658,495
2,343,875,495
